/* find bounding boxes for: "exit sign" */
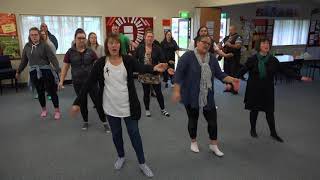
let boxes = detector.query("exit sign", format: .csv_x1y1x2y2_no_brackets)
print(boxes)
179,11,190,18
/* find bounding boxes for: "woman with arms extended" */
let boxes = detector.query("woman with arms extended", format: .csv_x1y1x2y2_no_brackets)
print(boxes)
172,35,240,156
237,37,312,142
71,34,168,177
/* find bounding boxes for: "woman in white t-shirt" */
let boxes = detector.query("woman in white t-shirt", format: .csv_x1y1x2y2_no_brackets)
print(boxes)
71,33,170,178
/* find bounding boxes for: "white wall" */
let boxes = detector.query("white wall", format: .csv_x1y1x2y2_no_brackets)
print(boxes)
0,0,196,82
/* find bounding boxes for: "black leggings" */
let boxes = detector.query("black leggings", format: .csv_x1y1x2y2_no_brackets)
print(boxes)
250,110,278,135
30,70,59,108
142,83,165,110
73,83,106,123
185,105,218,140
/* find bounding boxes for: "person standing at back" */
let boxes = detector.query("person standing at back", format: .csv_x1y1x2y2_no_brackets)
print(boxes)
111,24,130,56
40,23,58,50
87,32,105,58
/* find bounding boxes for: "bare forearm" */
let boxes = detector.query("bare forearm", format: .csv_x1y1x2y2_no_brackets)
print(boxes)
60,64,70,83
223,76,236,83
173,83,181,94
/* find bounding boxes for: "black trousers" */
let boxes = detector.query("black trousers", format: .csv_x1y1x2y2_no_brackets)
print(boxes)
73,83,106,123
250,110,278,135
30,70,59,108
142,83,165,110
185,105,218,140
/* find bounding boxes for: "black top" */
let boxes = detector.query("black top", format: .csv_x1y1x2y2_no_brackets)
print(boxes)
135,43,166,65
63,46,97,84
238,54,301,112
160,39,179,61
73,55,154,120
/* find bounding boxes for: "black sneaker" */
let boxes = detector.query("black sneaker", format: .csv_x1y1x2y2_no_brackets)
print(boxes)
271,134,284,143
103,123,111,133
250,130,258,138
82,123,89,130
161,109,170,117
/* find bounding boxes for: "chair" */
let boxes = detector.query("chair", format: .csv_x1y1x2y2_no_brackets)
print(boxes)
0,55,18,95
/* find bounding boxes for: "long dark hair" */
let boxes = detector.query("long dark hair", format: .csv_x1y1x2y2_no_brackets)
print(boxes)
87,32,99,49
194,26,209,48
163,30,173,43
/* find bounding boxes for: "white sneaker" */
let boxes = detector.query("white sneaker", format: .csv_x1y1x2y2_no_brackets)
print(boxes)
190,142,200,153
146,110,151,117
114,157,125,170
209,144,224,157
139,163,154,177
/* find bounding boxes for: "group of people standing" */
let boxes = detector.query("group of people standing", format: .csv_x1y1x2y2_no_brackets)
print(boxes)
15,23,312,178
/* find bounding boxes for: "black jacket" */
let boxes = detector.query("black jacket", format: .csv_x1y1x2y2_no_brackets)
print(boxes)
73,55,154,120
135,43,166,65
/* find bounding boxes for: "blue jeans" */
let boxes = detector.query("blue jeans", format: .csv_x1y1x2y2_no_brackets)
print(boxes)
106,115,145,164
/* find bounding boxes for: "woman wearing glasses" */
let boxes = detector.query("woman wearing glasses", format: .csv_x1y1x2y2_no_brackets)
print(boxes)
59,28,110,132
172,35,240,156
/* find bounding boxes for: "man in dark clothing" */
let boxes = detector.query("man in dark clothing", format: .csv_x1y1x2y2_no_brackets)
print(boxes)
218,25,243,93
40,23,58,50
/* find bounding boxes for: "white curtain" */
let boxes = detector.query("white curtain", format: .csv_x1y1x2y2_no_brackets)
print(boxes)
21,15,102,54
273,19,310,46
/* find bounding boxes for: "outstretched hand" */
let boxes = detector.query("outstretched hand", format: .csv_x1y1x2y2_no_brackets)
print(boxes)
154,63,168,72
301,76,312,82
232,78,240,92
171,91,181,103
167,68,175,75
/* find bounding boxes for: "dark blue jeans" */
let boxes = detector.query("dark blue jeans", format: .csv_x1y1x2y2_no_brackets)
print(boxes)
106,115,145,164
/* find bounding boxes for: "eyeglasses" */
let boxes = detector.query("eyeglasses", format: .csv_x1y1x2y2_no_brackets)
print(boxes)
200,40,211,46
76,37,86,40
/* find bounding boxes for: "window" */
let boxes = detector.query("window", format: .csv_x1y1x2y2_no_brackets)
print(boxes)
272,19,310,46
20,15,102,54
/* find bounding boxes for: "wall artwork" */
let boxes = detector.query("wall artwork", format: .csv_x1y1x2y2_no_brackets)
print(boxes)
105,17,153,45
0,13,20,59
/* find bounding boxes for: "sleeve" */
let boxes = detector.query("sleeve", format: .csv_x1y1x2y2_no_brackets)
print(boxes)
91,50,98,61
212,56,228,81
158,47,166,63
237,56,253,78
73,60,101,106
135,45,142,62
100,46,106,56
17,46,29,73
63,50,71,63
174,52,190,85
174,40,179,51
45,43,60,73
49,34,58,50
